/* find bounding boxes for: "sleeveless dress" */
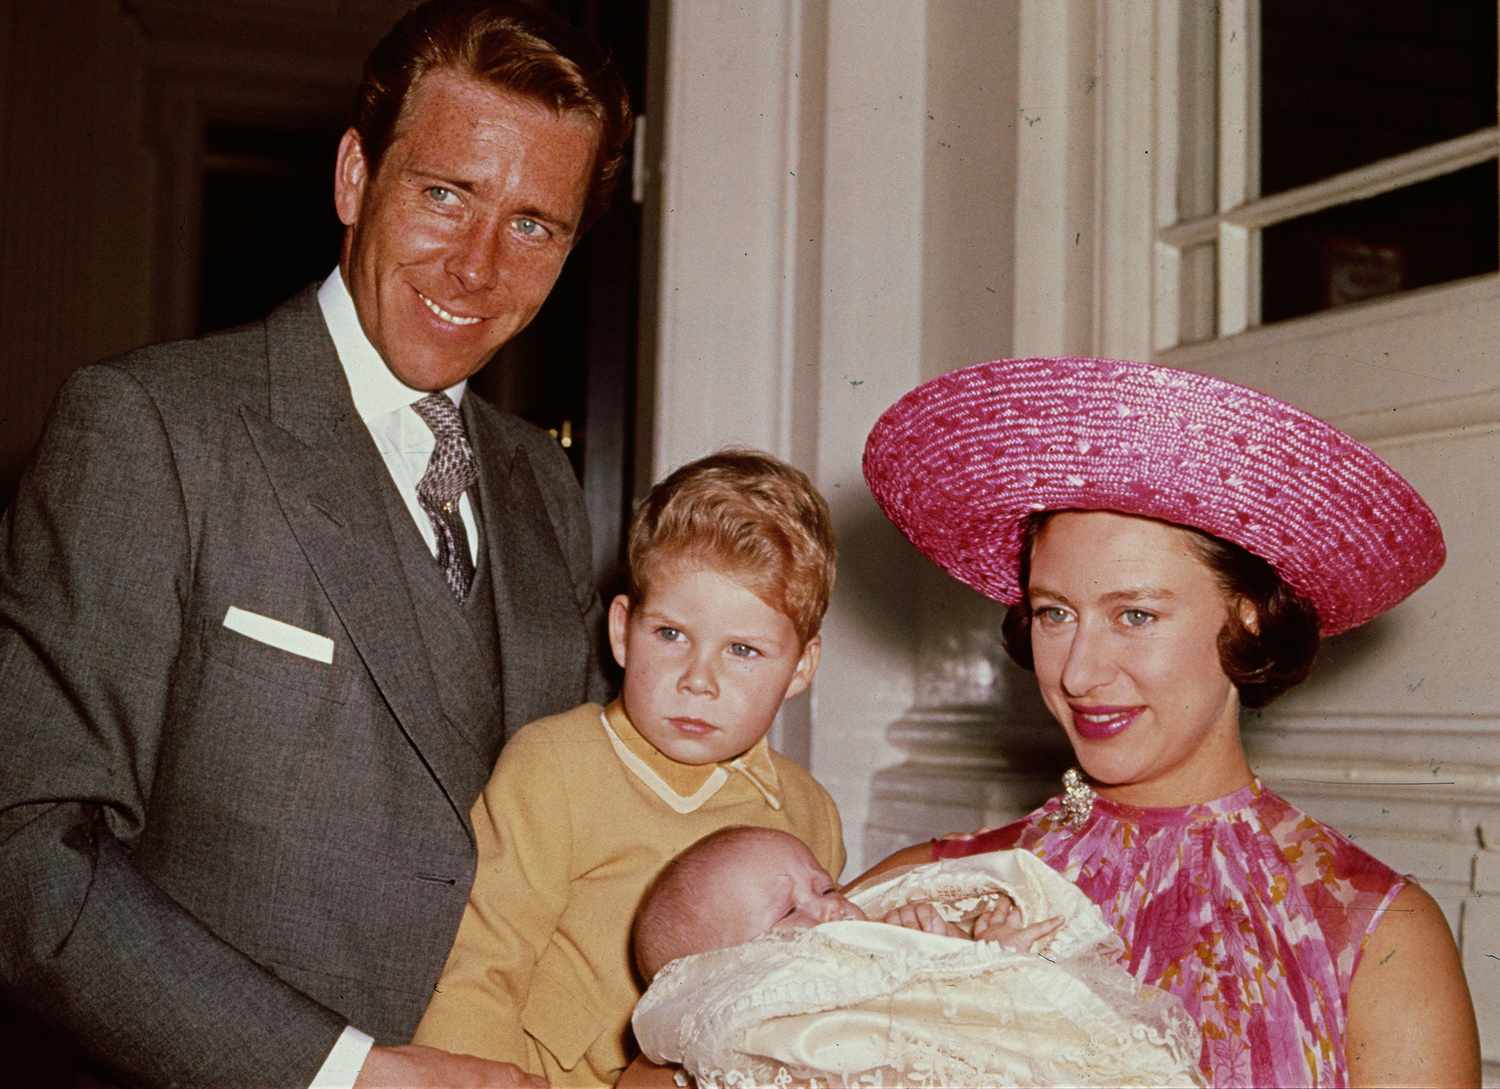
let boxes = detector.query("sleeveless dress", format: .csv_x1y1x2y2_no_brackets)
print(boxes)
934,778,1405,1088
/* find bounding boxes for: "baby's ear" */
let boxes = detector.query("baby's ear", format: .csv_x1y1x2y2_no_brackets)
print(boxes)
782,634,822,701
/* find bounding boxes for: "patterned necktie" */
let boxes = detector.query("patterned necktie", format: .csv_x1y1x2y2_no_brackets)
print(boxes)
411,392,478,603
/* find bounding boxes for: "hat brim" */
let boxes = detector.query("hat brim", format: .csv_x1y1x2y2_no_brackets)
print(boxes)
862,357,1445,636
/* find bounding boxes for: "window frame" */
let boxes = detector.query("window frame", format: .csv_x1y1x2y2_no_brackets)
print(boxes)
1105,0,1500,352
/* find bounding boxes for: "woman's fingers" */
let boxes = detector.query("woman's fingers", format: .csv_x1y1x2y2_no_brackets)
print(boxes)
880,901,966,937
1006,915,1065,950
971,900,1015,940
882,899,1064,948
974,909,1064,951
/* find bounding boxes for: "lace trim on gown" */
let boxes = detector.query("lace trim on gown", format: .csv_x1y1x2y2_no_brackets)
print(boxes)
633,850,1204,1088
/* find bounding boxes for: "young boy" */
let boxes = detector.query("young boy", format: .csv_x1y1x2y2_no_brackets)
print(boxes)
411,449,845,1087
631,827,1204,1089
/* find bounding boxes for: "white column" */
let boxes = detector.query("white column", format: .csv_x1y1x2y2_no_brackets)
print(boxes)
650,0,1047,875
806,0,930,874
648,0,934,874
650,0,808,472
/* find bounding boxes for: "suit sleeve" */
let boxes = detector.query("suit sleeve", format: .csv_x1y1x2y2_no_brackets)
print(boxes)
0,366,344,1088
411,722,575,1065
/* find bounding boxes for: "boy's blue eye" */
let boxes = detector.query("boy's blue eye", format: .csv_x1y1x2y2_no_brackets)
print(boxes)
654,626,682,642
728,642,760,659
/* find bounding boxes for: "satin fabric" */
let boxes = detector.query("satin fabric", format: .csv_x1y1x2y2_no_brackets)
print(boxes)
633,851,1202,1088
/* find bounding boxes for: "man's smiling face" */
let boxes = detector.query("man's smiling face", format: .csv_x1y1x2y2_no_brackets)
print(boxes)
334,67,600,391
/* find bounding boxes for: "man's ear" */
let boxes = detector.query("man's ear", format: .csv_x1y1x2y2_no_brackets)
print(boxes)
607,594,632,671
781,634,822,702
333,128,368,227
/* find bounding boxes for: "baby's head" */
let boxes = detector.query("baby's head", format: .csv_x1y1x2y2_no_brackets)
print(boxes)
609,449,837,766
633,827,865,982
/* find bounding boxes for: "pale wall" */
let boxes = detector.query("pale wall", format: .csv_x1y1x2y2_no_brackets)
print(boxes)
647,0,1024,874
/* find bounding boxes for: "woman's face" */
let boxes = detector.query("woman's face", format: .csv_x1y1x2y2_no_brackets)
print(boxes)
1026,511,1249,806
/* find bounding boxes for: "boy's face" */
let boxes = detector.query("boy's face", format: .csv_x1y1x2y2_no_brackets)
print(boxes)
710,833,865,951
608,563,820,765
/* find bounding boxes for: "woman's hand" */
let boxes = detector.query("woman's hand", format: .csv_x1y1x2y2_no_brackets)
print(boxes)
879,901,968,937
973,898,1064,952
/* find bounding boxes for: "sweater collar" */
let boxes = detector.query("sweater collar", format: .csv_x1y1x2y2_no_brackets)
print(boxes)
600,700,783,814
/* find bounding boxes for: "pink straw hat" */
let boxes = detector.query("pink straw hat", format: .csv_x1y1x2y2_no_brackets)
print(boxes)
862,356,1445,635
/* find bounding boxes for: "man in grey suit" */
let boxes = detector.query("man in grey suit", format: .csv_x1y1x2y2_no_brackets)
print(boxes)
0,2,629,1086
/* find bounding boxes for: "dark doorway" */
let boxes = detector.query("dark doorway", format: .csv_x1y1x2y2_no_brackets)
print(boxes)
198,122,347,336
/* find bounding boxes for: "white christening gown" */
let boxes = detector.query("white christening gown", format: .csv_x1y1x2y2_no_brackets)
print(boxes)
632,849,1203,1088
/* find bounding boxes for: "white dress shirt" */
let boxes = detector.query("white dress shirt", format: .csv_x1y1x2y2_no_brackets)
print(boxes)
316,268,479,564
307,268,481,1087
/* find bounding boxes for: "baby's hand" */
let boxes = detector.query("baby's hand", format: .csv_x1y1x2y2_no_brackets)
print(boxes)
973,897,1064,952
879,901,967,938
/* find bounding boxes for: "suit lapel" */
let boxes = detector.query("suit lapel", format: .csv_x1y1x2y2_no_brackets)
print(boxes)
241,290,479,827
466,402,588,737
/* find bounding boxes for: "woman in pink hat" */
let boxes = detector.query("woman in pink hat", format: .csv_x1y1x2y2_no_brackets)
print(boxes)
858,356,1478,1089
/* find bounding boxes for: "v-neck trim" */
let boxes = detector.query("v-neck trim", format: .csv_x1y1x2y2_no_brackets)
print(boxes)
598,702,783,814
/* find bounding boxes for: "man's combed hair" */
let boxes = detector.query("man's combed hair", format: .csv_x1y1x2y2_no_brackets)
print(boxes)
351,0,633,231
1000,511,1321,709
627,449,837,646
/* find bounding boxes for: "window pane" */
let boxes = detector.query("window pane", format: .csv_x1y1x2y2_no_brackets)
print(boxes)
1177,0,1218,220
1261,161,1498,326
1261,2,1496,196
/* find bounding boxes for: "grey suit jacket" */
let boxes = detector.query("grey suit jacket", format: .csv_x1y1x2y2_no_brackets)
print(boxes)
0,288,608,1087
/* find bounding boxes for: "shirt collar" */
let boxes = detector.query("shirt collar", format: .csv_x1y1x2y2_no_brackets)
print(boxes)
600,700,783,814
317,268,467,422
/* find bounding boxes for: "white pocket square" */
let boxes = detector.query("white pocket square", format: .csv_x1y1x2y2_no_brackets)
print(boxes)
223,606,334,664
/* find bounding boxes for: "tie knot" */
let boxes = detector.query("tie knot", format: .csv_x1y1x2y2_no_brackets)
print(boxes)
412,392,466,440
412,392,476,508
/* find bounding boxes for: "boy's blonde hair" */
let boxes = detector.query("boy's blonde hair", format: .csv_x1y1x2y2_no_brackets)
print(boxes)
627,449,836,645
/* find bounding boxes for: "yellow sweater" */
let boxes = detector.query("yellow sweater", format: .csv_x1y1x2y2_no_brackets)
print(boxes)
411,700,846,1086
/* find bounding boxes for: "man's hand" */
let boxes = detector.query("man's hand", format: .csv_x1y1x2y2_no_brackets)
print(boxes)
354,1044,547,1088
879,901,967,938
973,898,1063,952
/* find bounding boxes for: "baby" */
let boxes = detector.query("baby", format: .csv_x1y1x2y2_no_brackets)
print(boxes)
632,828,1205,1089
632,825,1059,981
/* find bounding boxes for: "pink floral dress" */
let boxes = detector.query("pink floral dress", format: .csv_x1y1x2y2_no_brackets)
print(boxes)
934,778,1405,1088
